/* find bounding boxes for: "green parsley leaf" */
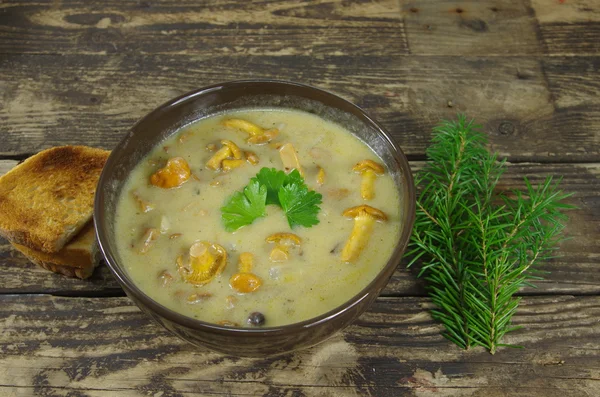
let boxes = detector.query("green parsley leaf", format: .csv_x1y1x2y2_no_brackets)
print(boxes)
221,179,267,232
286,169,304,186
252,167,288,205
252,168,303,205
278,182,323,228
221,167,322,231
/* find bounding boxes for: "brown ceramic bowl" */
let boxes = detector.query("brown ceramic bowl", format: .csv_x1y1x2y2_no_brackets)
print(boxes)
94,80,415,357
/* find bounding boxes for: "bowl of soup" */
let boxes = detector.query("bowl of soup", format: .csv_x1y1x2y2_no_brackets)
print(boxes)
95,80,415,356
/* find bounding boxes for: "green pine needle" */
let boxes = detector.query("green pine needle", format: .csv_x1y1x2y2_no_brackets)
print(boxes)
408,115,574,354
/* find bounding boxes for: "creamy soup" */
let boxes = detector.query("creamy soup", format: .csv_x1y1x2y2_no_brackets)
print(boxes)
115,108,402,327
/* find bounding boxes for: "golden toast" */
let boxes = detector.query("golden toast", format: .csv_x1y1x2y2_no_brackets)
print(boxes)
0,146,110,253
11,222,100,279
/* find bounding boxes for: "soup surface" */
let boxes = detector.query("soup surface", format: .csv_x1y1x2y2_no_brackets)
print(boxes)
115,108,402,327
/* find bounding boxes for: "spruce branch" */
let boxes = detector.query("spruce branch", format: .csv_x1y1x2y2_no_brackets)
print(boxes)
408,115,574,354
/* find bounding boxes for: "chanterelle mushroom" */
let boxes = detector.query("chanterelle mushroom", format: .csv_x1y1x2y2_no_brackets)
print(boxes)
341,205,387,263
266,233,302,262
222,159,245,172
230,252,262,293
353,160,385,200
150,157,191,188
206,145,232,171
279,143,304,177
222,118,279,145
221,139,243,160
177,241,227,285
206,140,245,171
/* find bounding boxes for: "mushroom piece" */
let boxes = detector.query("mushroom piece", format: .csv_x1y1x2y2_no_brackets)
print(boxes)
230,273,262,293
352,160,385,200
265,233,302,262
247,128,278,145
186,292,213,304
158,270,173,287
138,228,160,254
222,119,264,136
222,118,279,145
206,143,217,152
229,252,262,293
238,252,254,273
177,241,227,286
222,159,245,172
316,165,326,186
225,295,237,309
308,147,330,160
221,139,243,160
178,132,193,144
206,145,232,170
217,320,240,327
150,157,191,189
279,143,304,177
327,188,351,200
131,190,154,213
159,215,170,234
245,150,260,165
207,140,245,171
341,205,387,263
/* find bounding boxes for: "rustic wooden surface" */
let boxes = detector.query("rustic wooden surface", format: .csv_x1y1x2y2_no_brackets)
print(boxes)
1,0,599,396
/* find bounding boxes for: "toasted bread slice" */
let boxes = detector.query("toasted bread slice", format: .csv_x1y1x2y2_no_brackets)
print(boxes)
11,222,100,279
0,146,110,253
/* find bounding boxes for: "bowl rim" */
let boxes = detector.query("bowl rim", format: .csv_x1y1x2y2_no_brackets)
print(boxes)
94,79,416,336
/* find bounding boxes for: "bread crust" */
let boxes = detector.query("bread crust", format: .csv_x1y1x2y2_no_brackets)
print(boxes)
0,146,109,253
11,222,100,279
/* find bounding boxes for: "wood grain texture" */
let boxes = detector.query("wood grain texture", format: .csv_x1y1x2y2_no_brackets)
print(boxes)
0,160,17,175
0,295,598,396
402,0,600,56
0,0,407,56
401,0,542,55
0,245,122,296
2,0,598,56
1,54,599,161
1,160,597,296
531,0,600,55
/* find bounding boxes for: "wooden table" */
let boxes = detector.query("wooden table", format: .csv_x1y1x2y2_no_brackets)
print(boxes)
1,0,599,395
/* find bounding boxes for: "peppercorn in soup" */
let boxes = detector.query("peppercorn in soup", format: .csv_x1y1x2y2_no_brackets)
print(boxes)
115,108,402,327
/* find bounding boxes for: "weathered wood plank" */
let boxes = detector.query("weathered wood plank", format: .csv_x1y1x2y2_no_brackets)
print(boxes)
1,54,599,161
401,0,600,56
531,0,600,55
542,56,600,110
0,295,598,396
1,160,597,296
0,0,407,56
0,245,122,296
2,0,598,57
0,160,17,175
401,0,543,56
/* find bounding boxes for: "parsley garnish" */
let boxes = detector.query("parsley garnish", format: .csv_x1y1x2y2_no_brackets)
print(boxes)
278,182,322,228
221,167,322,231
221,179,267,232
252,168,303,206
